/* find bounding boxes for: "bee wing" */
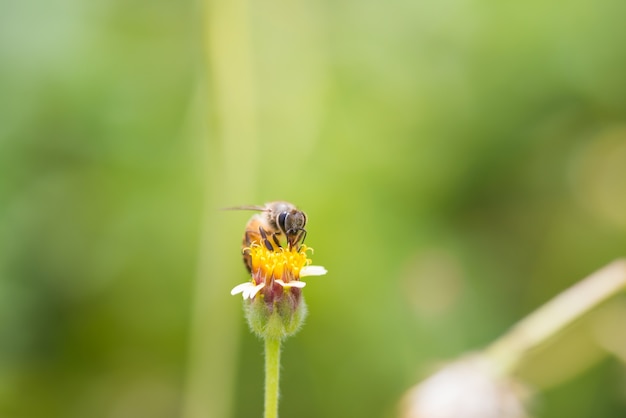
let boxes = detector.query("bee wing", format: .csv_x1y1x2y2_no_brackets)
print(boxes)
221,205,268,212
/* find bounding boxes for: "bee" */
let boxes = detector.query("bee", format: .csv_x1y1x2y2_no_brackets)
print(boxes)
227,201,308,273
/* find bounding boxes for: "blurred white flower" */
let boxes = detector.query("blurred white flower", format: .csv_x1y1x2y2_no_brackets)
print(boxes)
401,355,531,418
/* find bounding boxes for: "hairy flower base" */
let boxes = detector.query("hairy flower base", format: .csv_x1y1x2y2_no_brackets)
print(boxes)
231,244,326,339
246,295,309,340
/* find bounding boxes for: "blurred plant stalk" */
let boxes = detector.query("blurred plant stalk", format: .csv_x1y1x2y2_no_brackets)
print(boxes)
182,0,259,417
486,258,626,375
401,259,626,418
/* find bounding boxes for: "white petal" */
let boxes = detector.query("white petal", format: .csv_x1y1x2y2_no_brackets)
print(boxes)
242,284,255,299
231,282,252,296
288,281,307,288
248,283,265,299
300,265,327,277
276,279,307,288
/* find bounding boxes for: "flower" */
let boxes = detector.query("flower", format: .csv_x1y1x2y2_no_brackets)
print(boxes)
400,355,531,418
231,244,327,301
231,243,327,339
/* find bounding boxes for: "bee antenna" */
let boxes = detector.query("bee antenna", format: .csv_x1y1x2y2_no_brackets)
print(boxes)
221,205,266,212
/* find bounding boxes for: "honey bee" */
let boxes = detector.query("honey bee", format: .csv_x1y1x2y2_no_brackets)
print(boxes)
227,201,308,273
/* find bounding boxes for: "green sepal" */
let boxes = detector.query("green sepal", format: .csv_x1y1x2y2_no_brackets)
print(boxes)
244,295,308,340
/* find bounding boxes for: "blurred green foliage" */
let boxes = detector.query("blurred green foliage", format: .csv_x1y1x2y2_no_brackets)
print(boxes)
1,0,626,417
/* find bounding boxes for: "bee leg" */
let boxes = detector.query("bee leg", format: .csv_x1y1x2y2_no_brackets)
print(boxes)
244,230,254,247
258,226,275,251
297,229,307,250
271,233,282,249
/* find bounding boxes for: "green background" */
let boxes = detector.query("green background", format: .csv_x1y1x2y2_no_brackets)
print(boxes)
1,0,626,417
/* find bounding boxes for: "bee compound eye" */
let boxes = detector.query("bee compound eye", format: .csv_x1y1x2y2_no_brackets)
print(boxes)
277,212,288,231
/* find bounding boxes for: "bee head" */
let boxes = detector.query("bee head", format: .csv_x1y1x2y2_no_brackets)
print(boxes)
277,210,307,246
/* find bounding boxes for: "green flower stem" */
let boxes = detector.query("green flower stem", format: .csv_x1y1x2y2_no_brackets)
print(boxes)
264,336,282,418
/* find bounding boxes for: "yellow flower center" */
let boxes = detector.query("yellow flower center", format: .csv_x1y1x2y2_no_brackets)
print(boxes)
246,244,312,286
